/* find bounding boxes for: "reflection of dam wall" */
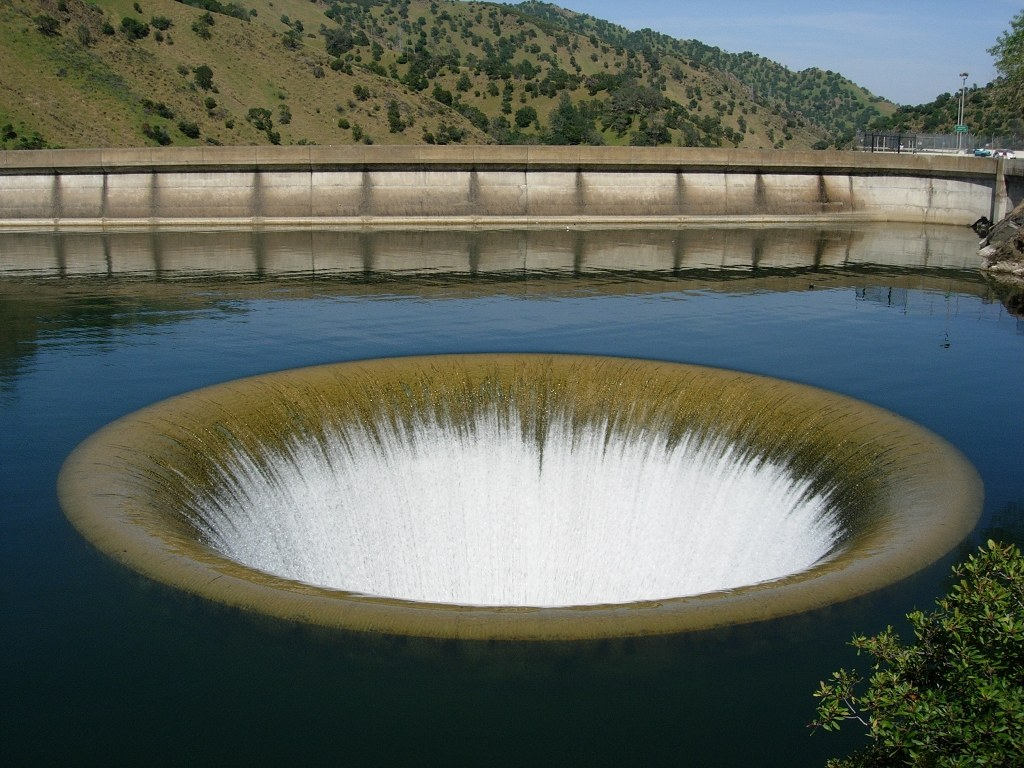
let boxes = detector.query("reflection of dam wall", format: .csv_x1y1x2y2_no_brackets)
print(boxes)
0,223,985,277
1,147,1019,228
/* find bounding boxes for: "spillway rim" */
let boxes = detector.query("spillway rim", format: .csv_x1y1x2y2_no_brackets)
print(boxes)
57,354,983,640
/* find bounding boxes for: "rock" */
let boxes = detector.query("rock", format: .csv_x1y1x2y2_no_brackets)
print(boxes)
971,216,993,237
979,200,1024,281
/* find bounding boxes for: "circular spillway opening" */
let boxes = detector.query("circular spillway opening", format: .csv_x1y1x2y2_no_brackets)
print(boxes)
59,355,982,640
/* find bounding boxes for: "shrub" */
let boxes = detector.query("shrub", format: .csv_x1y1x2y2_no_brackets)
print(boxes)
76,24,92,47
191,12,213,39
432,85,453,106
177,120,200,138
812,540,1024,767
141,123,171,145
151,16,172,31
193,65,214,90
120,17,150,40
18,132,48,150
34,15,61,37
141,99,174,119
386,100,404,133
246,107,273,132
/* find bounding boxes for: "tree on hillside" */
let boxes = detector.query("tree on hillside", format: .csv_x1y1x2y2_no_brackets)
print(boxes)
515,105,537,129
546,93,602,145
811,540,1024,767
120,17,150,41
194,65,214,91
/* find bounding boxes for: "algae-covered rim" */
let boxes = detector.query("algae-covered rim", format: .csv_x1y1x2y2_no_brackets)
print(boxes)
58,354,982,640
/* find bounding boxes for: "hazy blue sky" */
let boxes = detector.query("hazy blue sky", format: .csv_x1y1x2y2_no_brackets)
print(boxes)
517,0,1020,105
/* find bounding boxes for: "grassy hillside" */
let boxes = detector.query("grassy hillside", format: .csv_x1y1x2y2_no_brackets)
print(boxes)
516,1,897,145
0,0,896,150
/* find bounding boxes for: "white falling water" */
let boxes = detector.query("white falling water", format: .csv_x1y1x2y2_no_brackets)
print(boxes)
194,409,841,607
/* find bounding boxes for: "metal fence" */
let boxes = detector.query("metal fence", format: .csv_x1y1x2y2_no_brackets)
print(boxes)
857,131,1024,154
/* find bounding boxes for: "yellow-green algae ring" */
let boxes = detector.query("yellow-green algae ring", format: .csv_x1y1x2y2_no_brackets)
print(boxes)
58,354,982,640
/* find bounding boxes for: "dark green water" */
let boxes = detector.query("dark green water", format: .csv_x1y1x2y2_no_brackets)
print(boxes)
1,225,1022,767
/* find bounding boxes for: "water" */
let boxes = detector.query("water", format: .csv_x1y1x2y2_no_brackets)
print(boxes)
136,371,842,608
1,225,1022,766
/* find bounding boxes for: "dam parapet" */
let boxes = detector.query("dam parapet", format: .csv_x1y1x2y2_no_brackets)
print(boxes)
1,146,1020,228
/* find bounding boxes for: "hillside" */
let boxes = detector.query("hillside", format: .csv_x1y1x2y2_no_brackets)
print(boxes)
867,85,1022,141
0,0,897,150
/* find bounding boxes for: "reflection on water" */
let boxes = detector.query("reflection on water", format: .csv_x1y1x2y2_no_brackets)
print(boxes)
1,224,1022,767
0,222,989,278
0,224,1011,390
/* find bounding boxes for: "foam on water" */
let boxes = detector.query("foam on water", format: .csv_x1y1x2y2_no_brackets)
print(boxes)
193,408,840,607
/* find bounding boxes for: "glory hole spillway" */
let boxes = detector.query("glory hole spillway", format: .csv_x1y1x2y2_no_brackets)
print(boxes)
29,145,1007,642
58,353,981,640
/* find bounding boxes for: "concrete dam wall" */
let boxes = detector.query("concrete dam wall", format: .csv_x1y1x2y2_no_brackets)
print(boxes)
0,146,1020,228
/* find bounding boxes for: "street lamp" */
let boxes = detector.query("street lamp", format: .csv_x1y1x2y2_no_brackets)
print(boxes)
957,72,969,152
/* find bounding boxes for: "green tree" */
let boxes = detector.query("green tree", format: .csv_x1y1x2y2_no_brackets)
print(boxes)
387,100,405,133
989,11,1024,105
120,16,150,40
812,540,1024,767
246,107,272,132
432,85,454,106
546,94,602,145
514,105,537,129
321,26,365,57
193,64,214,90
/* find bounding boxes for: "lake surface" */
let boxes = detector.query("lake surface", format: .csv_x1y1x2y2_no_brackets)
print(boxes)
2,224,1022,767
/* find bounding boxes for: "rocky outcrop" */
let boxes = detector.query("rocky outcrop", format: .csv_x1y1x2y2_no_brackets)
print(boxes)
979,200,1024,281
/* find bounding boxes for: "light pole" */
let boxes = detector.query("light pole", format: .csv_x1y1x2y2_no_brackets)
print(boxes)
957,72,969,152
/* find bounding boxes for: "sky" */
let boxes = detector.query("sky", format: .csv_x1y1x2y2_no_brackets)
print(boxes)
518,0,1021,105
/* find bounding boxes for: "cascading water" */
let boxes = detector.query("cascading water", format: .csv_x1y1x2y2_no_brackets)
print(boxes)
59,354,982,639
194,410,840,607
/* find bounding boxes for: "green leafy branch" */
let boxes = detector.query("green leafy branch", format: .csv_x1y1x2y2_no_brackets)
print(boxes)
811,540,1024,767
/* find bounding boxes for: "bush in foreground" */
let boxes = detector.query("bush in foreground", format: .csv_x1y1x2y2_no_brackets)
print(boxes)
812,540,1024,767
